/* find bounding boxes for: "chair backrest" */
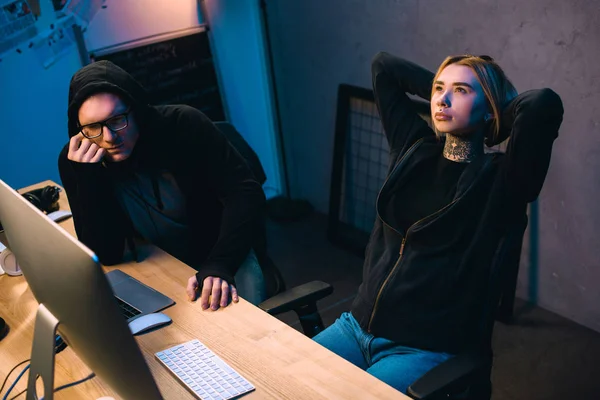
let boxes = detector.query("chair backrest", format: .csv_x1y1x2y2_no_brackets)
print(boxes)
214,121,267,185
479,206,529,350
213,121,286,298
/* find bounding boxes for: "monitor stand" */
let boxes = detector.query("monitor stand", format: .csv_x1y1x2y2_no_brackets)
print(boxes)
27,304,59,400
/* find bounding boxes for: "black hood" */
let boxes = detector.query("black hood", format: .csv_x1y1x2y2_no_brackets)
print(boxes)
65,61,169,250
67,60,158,139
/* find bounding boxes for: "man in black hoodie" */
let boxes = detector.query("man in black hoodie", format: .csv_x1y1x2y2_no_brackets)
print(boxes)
58,60,268,310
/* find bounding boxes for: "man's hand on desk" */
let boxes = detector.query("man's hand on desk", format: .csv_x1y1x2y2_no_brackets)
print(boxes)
186,275,239,311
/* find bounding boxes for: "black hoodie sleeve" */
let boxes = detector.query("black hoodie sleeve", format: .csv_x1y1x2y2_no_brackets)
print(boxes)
499,89,564,203
371,52,435,158
173,108,266,286
58,145,127,265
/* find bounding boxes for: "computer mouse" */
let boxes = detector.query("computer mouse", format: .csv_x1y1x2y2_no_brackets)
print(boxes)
128,312,172,336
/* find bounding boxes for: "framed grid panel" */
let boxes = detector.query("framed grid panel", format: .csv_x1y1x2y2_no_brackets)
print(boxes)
328,84,431,257
328,85,386,256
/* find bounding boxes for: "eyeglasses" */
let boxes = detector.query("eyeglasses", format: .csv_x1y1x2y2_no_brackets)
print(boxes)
78,108,131,139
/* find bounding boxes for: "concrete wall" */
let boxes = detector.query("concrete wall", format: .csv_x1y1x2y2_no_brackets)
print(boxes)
0,0,81,189
266,0,600,331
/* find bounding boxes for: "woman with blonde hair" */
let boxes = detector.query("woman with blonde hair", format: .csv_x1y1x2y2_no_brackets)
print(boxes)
313,52,563,394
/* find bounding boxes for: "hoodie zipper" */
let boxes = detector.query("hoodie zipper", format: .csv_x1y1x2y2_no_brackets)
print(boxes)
366,142,492,333
366,138,422,332
367,197,460,332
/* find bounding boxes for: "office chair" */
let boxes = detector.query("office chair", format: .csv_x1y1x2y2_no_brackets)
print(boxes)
257,182,529,397
214,122,333,338
495,215,526,324
405,209,529,400
261,195,528,398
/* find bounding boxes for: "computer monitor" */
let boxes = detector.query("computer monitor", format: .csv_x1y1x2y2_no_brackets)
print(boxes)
0,180,163,400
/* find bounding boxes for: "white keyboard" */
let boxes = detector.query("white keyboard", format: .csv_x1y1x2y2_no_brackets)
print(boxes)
155,339,255,400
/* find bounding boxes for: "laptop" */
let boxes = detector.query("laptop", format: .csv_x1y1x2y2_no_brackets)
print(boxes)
107,269,174,321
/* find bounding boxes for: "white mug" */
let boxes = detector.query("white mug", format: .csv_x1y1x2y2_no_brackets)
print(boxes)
0,242,22,276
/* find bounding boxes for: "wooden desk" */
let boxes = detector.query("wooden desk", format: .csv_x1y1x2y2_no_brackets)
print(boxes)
0,181,408,399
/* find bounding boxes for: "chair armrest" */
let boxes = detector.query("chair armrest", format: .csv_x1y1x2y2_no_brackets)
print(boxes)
406,352,490,400
258,280,332,315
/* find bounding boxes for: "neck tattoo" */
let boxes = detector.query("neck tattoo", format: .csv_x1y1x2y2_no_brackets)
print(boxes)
442,134,484,163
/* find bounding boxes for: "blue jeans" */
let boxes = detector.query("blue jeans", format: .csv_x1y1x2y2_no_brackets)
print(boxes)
313,312,453,394
233,249,267,306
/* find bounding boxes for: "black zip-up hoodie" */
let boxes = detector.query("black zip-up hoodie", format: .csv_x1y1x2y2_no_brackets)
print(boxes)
58,60,267,285
350,53,564,354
